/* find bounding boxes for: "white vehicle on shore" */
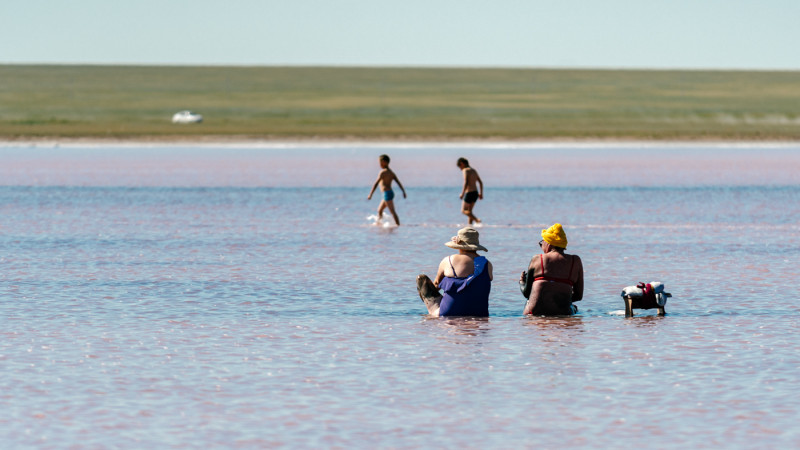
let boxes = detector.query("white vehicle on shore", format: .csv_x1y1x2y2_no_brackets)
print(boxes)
172,110,203,124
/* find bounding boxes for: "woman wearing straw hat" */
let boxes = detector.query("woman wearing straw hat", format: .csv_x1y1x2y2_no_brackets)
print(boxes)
519,223,584,316
416,227,493,317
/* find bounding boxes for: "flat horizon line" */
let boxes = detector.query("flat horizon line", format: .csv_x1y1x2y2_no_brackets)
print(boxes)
1,62,799,73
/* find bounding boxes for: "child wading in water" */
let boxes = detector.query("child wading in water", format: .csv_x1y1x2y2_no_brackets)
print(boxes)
457,157,483,225
367,154,407,226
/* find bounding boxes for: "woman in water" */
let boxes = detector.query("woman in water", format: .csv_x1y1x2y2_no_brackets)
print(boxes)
519,223,584,315
417,227,493,317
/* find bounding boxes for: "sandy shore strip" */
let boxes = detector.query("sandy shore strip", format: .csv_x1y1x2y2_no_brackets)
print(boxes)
2,136,799,149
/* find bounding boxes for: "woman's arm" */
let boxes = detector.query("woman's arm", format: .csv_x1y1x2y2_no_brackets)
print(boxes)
432,258,446,288
519,257,536,298
523,296,536,316
571,256,584,302
519,267,535,299
522,266,537,315
521,256,541,315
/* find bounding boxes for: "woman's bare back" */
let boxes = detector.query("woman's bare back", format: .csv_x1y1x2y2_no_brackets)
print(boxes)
523,252,583,315
440,254,476,278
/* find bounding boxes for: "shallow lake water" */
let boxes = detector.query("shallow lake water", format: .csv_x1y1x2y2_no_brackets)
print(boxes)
1,142,799,447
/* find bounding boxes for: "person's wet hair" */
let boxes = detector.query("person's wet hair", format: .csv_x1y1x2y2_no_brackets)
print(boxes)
457,157,469,167
379,154,390,164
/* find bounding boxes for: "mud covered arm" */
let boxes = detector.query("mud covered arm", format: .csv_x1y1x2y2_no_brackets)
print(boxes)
521,268,537,315
520,266,534,299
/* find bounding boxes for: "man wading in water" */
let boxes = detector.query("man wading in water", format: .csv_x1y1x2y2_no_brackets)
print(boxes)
457,157,484,225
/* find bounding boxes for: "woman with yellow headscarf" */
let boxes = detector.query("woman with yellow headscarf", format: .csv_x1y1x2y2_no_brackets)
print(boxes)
519,223,584,315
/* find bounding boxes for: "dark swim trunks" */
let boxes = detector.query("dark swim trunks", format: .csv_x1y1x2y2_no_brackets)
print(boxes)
383,190,395,201
464,191,479,204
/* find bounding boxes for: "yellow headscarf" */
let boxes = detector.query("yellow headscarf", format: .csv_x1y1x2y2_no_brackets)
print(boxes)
541,223,568,249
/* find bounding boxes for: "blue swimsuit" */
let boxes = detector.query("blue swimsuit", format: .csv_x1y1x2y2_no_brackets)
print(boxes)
383,190,395,201
438,256,491,317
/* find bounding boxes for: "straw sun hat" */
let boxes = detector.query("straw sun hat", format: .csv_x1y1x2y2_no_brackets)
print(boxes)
444,227,488,252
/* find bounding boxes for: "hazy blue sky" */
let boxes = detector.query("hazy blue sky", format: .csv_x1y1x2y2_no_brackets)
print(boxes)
3,0,798,69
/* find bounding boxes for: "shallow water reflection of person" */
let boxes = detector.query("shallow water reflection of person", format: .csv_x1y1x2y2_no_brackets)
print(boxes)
422,316,491,336
522,315,586,345
625,314,668,328
523,315,585,334
439,316,492,337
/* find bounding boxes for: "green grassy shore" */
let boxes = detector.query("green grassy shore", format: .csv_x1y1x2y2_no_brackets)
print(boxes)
1,65,799,141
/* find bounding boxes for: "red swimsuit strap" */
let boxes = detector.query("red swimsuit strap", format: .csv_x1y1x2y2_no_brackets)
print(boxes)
448,255,458,278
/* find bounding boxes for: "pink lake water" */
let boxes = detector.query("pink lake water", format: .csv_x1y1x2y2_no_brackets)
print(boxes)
1,142,799,447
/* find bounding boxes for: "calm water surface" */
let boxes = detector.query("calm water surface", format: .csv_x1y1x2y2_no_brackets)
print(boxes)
1,143,799,448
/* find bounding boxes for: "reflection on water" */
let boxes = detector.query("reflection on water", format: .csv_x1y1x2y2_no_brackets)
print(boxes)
1,144,799,447
431,316,492,338
523,315,585,331
625,314,669,327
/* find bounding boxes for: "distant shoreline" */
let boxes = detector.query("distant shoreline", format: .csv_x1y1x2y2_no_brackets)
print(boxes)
2,136,798,148
3,66,800,142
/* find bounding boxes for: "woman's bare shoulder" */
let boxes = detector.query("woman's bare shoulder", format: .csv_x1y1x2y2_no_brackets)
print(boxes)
528,254,539,267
